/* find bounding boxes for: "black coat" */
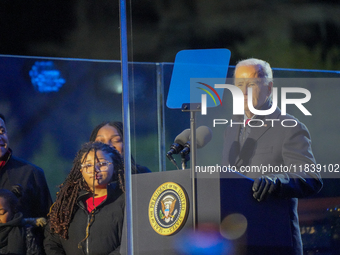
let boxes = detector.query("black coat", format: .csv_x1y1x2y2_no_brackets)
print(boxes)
222,103,322,255
0,212,44,255
0,212,25,254
44,182,125,255
0,152,52,218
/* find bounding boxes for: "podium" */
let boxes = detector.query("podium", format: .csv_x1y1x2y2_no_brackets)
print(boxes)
121,170,293,254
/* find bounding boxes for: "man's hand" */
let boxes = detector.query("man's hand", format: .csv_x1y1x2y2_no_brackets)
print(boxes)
252,175,280,201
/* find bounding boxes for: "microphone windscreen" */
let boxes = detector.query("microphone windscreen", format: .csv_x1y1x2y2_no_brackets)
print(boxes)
196,126,212,148
174,129,191,145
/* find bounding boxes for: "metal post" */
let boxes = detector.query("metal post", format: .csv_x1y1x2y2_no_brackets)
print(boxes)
190,110,197,230
119,0,133,254
182,103,200,230
156,63,166,172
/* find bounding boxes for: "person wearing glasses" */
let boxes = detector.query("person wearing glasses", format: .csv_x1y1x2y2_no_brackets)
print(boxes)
90,121,151,174
44,142,125,255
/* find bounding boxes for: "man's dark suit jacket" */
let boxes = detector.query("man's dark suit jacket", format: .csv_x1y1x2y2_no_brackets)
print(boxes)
0,151,52,218
222,103,322,255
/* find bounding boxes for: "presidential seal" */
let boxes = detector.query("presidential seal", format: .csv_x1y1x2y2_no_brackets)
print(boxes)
148,182,189,236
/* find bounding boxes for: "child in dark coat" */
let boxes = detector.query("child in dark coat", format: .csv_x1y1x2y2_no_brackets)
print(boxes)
0,187,46,254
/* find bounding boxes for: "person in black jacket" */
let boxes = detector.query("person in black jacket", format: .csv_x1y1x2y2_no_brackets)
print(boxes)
222,58,322,255
44,142,125,255
0,188,46,254
0,188,26,254
0,113,52,219
90,121,151,174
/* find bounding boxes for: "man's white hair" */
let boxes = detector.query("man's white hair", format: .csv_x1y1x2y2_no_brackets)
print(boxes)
234,58,273,84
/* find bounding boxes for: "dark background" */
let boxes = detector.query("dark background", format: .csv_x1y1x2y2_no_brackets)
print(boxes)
0,0,340,69
1,2,340,253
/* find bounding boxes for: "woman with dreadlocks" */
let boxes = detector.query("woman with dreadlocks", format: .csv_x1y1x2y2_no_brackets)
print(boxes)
90,121,151,174
44,142,125,255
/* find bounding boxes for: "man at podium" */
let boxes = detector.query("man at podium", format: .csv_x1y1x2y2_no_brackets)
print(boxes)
222,58,322,255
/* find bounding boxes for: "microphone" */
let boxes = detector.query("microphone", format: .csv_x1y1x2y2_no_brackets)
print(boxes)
196,126,213,148
180,126,213,156
166,129,191,168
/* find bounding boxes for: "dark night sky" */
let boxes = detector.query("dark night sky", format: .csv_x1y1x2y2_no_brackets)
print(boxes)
1,1,340,69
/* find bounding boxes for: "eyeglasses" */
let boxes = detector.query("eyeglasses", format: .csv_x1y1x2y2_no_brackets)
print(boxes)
80,161,112,174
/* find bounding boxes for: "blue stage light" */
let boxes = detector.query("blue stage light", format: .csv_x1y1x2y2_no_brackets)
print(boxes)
29,61,65,93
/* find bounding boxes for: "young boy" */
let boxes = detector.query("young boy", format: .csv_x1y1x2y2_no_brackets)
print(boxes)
0,188,46,254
